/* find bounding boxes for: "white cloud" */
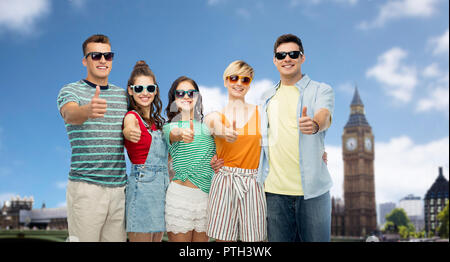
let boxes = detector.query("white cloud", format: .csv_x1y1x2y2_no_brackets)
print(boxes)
199,85,228,115
422,63,442,78
245,79,275,105
366,47,417,103
0,193,16,206
428,29,449,56
416,81,449,113
417,63,449,113
328,136,449,205
336,82,356,96
0,0,51,34
358,0,440,30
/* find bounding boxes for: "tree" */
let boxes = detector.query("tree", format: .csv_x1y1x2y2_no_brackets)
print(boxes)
398,226,408,239
437,202,449,238
398,223,416,239
383,221,396,233
385,208,410,228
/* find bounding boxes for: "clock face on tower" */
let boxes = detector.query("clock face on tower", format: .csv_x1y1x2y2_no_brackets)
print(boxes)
346,137,357,151
365,137,372,151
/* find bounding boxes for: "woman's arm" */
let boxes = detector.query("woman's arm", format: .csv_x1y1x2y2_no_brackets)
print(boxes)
169,120,194,143
204,112,238,142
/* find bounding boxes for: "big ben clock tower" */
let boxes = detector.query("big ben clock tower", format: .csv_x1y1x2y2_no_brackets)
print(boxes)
342,87,377,237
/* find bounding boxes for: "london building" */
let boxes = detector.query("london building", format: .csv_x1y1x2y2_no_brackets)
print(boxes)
424,167,449,236
332,87,377,237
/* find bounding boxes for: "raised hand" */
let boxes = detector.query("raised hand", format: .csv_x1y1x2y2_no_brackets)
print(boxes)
224,119,238,143
128,117,142,143
181,119,195,143
299,106,318,135
88,86,107,118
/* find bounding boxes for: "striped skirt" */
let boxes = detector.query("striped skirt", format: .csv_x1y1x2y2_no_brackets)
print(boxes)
206,166,267,242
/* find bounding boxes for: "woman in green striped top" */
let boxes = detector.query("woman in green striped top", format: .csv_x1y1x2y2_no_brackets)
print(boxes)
163,76,216,242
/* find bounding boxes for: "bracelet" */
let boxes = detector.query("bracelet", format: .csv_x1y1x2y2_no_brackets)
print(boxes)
312,120,320,134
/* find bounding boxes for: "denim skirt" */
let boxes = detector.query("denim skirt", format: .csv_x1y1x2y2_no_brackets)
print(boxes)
125,164,169,233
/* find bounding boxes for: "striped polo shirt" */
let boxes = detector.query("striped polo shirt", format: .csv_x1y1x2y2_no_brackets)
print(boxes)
163,120,216,194
56,80,128,187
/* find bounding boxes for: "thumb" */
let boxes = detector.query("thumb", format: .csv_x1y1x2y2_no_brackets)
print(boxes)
94,86,101,98
232,120,237,131
134,117,140,128
302,106,307,117
190,119,194,131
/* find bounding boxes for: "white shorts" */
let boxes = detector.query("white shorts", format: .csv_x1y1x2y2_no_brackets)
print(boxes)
165,182,209,234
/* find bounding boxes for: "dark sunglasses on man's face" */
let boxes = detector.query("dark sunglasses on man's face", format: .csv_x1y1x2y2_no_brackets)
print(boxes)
275,50,302,60
174,89,198,99
130,84,157,93
85,52,115,61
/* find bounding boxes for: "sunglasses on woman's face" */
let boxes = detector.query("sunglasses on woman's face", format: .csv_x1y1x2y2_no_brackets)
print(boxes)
275,50,302,60
130,84,157,93
174,89,198,99
84,52,115,61
226,75,252,86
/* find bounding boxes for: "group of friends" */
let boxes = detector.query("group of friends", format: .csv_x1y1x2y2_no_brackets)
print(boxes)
57,33,335,242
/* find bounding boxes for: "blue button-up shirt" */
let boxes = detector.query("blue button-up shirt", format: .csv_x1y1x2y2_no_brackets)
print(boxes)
256,74,335,200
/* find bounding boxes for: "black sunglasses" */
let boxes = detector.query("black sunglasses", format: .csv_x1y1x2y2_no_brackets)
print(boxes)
174,89,198,99
85,52,115,61
130,85,157,93
275,51,302,60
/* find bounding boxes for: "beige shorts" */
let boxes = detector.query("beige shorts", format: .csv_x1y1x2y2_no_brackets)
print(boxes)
66,180,126,242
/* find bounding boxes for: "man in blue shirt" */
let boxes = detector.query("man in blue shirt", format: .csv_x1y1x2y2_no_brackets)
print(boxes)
257,34,335,242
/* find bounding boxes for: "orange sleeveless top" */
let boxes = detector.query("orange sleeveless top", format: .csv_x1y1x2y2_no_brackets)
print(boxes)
214,108,261,169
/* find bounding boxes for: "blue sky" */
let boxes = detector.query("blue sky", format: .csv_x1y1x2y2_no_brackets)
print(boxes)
0,0,448,213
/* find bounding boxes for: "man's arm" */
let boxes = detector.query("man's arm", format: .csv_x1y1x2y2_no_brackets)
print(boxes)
299,83,334,135
60,102,90,125
60,86,107,125
299,107,331,134
313,108,331,132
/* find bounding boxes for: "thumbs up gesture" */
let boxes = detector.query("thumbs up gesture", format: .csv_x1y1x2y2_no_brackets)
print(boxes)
224,119,238,143
181,119,195,143
299,106,319,135
88,86,107,118
128,117,142,143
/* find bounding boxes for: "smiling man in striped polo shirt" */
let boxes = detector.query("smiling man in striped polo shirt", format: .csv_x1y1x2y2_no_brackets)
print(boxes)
57,34,127,242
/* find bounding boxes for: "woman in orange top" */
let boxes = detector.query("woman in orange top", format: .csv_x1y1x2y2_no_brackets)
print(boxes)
204,60,266,242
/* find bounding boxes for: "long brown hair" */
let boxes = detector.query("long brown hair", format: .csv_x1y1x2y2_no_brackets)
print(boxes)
126,60,165,130
165,76,204,123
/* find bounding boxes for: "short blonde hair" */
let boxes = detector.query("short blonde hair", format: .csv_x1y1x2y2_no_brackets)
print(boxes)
223,60,254,81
